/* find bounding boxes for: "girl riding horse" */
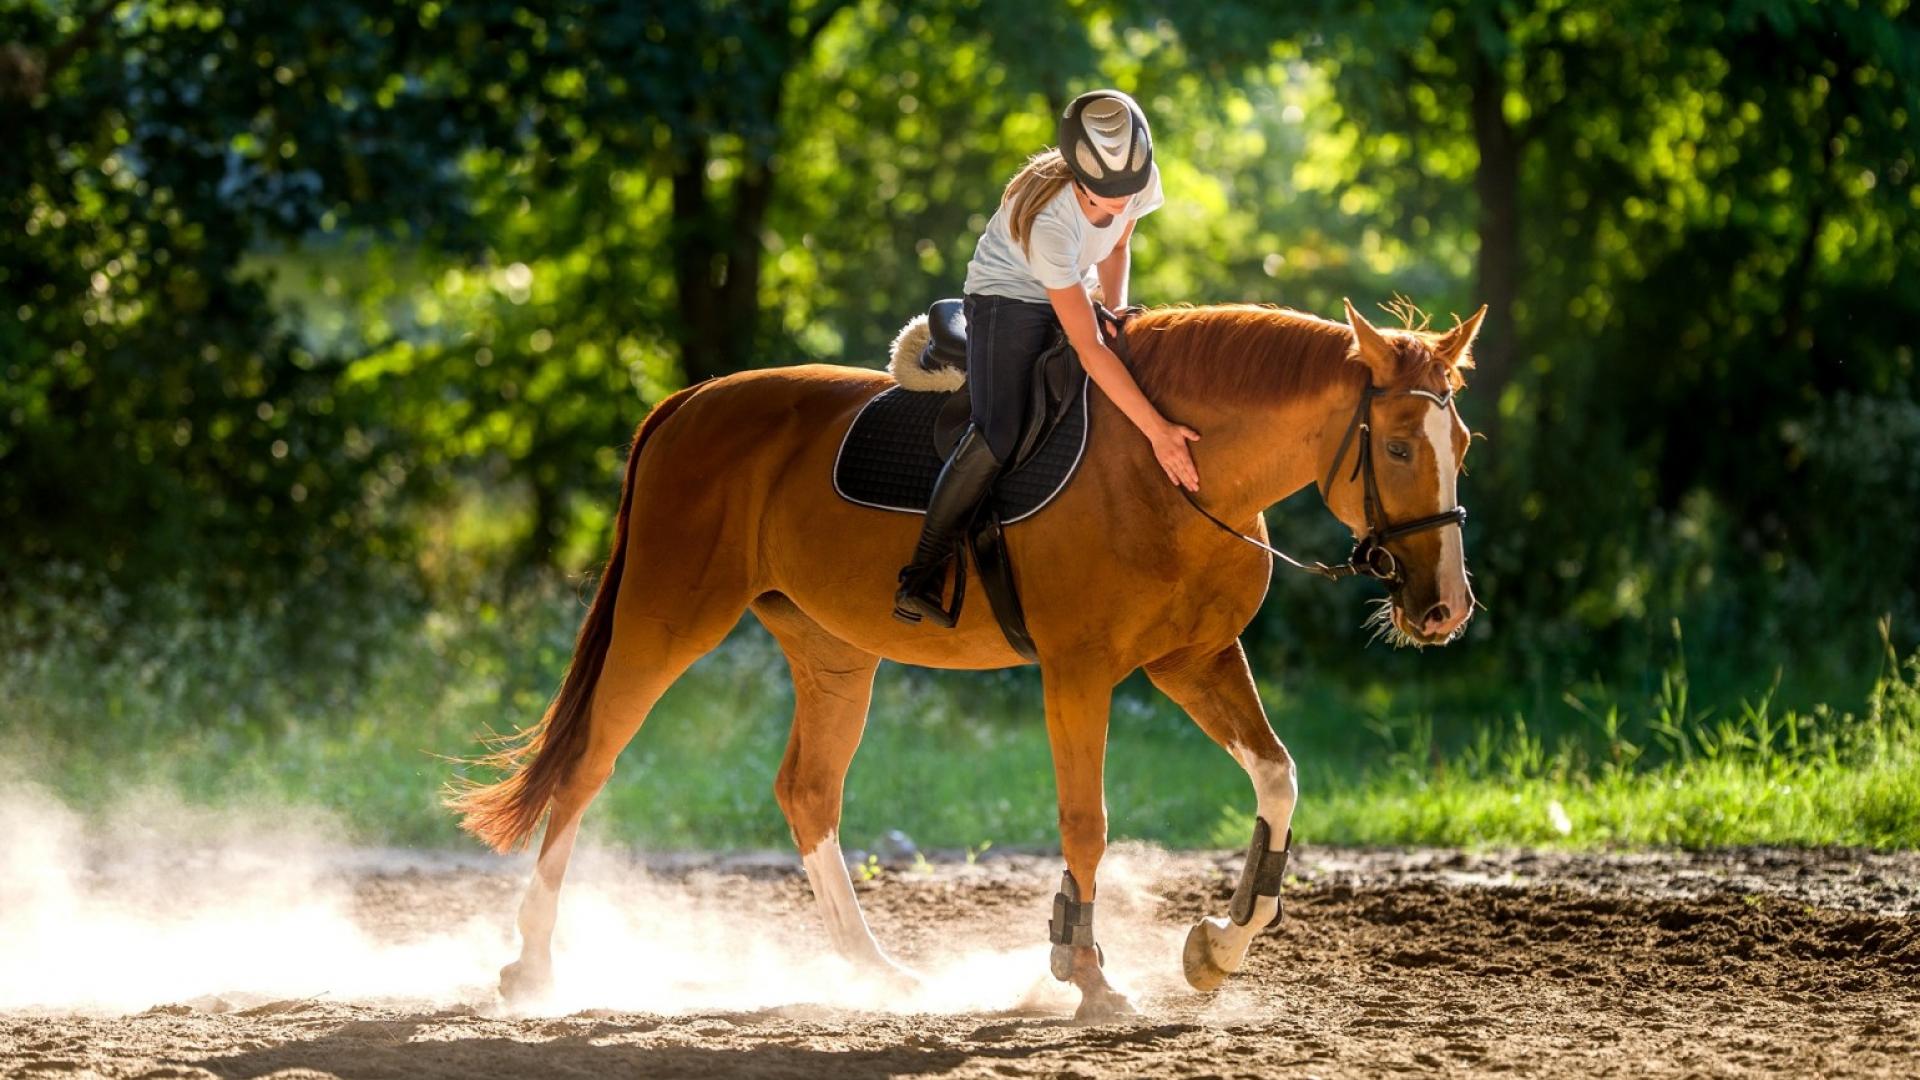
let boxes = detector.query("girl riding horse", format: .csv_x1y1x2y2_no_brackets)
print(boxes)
449,85,1485,1022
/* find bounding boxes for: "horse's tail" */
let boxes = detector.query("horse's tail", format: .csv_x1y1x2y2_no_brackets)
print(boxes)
445,385,700,853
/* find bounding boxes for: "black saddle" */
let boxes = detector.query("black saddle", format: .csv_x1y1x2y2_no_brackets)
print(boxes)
833,299,1099,660
922,297,969,372
909,297,1084,467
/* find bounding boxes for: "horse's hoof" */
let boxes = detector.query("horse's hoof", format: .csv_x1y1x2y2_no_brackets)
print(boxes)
1182,921,1232,992
1072,984,1138,1023
498,959,553,1005
873,957,926,994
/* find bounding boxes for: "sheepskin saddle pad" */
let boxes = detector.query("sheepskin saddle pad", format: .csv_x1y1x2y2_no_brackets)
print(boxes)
832,300,1091,523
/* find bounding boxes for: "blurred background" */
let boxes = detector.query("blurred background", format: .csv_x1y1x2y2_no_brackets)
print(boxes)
3,1,1916,852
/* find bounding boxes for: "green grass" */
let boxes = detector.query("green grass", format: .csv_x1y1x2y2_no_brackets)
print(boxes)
1301,675,1920,849
4,580,1917,853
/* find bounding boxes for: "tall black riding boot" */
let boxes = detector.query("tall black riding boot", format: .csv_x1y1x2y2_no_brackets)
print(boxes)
892,423,1004,626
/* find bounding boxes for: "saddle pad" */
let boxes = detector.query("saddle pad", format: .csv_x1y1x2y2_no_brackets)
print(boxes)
832,378,1090,524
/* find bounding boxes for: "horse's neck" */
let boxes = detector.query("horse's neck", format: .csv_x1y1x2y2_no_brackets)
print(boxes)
1174,381,1355,530
1118,310,1362,528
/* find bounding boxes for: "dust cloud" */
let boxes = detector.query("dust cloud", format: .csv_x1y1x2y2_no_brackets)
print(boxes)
0,783,501,1014
0,783,1197,1018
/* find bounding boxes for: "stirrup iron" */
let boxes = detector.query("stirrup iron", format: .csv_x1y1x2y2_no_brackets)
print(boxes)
892,549,966,626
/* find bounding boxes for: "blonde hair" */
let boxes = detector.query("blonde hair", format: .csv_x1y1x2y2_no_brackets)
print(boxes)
1001,148,1075,257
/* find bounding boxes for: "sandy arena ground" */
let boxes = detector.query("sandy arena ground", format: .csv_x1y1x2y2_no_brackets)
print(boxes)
3,845,1918,1078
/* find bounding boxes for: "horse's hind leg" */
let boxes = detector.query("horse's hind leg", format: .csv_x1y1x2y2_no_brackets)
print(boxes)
751,593,909,979
1144,639,1296,991
501,582,749,1003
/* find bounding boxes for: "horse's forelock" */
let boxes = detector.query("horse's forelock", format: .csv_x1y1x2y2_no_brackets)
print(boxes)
1376,330,1469,393
1368,298,1471,391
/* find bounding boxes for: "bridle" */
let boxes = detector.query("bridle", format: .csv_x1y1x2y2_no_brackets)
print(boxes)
1178,382,1468,589
1094,303,1468,589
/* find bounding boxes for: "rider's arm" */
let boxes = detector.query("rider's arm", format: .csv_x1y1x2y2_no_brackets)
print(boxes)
1046,280,1200,491
1095,220,1133,310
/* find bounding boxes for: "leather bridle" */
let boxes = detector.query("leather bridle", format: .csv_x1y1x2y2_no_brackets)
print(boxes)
1178,382,1468,589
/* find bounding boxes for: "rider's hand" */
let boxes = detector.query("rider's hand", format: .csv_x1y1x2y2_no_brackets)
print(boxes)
1096,303,1145,343
1150,419,1201,492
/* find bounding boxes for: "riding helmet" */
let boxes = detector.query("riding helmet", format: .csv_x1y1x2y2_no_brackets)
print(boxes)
1058,89,1153,198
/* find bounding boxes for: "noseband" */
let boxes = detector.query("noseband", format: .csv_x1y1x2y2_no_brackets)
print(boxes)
1179,382,1467,588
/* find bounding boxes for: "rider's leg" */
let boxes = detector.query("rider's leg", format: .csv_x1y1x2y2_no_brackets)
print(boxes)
892,421,1003,625
892,294,1058,625
964,294,1058,465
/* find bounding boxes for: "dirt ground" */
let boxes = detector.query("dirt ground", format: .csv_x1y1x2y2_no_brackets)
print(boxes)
4,845,1918,1079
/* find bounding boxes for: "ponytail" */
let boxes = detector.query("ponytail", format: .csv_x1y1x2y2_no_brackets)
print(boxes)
1001,148,1075,258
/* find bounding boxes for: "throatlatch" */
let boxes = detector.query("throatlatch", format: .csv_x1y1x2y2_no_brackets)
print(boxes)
1228,817,1292,929
1048,871,1098,980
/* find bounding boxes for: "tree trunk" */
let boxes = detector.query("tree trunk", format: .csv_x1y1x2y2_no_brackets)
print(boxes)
719,160,774,371
1469,47,1521,413
668,146,778,384
666,1,851,384
669,137,729,385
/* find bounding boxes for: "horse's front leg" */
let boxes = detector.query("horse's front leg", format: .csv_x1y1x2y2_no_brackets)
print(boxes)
1145,640,1296,991
1041,662,1136,1021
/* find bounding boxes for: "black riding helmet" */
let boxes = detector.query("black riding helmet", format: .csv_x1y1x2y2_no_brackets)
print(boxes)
1058,89,1154,198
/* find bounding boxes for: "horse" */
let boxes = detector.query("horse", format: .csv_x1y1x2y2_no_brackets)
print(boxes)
447,297,1484,1020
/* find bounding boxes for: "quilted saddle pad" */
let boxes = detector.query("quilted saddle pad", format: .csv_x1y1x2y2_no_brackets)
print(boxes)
831,379,1091,524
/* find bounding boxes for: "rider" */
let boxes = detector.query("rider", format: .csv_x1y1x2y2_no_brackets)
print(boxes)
892,88,1203,626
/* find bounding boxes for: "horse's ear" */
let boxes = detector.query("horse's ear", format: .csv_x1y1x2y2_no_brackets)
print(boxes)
1343,298,1396,381
1434,304,1488,370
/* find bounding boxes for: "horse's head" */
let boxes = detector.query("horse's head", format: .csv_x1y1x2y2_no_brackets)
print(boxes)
1323,299,1486,647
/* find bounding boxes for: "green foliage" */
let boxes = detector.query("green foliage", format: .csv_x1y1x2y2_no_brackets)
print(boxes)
0,1,527,602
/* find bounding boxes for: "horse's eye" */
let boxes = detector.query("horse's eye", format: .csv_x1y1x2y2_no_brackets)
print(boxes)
1387,441,1412,462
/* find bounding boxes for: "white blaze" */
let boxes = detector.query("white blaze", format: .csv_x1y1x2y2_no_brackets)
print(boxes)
1424,403,1467,613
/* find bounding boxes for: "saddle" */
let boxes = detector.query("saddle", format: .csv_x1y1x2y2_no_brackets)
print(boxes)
916,298,1087,467
834,298,1113,661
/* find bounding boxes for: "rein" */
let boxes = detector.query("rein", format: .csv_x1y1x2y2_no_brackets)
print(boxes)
1177,383,1467,588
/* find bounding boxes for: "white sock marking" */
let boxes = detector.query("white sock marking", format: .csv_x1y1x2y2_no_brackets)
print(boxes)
800,830,896,969
508,816,583,986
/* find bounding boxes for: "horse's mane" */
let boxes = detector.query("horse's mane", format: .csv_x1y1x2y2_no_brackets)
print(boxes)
1124,303,1465,406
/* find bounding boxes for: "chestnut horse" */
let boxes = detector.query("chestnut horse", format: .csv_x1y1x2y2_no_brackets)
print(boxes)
449,298,1484,1019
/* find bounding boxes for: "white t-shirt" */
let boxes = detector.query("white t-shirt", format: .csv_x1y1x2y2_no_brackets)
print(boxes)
963,163,1163,302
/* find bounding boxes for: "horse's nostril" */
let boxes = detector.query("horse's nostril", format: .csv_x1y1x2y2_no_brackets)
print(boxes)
1423,603,1451,629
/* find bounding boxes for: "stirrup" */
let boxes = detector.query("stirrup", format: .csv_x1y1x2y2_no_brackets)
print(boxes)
892,552,964,627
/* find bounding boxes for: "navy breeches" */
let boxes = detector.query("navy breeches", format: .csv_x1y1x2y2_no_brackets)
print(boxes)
963,293,1061,463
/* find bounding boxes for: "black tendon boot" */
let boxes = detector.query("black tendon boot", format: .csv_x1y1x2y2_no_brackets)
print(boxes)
892,423,1003,626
